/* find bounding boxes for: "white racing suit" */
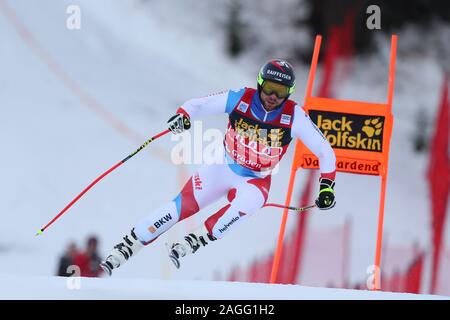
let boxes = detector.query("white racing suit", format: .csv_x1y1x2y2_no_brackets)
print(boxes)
134,87,336,244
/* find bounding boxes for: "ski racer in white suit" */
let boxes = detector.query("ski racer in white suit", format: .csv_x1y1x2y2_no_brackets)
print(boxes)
100,59,336,275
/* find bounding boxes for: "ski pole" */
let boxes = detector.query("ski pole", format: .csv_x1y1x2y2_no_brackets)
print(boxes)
36,129,171,236
264,203,317,212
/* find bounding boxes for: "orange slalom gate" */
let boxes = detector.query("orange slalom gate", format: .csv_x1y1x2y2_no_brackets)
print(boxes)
270,35,397,290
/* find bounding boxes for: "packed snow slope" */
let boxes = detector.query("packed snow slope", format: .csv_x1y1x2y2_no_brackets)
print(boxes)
0,274,448,300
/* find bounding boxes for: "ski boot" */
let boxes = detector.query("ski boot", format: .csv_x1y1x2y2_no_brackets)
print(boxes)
100,228,144,276
167,230,216,269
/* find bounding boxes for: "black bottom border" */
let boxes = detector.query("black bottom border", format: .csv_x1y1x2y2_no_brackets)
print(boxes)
1,300,447,319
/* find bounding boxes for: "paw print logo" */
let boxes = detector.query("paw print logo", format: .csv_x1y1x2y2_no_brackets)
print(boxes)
362,118,383,138
268,129,282,141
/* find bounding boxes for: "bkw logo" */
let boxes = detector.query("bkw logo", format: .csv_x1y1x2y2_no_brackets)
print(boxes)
149,214,172,233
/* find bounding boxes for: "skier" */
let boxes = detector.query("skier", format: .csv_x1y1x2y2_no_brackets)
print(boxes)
100,59,336,275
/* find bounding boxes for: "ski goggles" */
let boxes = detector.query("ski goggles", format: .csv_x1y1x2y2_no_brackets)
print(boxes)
260,81,291,99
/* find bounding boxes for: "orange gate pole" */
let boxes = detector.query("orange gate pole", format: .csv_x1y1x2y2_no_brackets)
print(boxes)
270,35,322,283
270,165,300,283
373,35,397,290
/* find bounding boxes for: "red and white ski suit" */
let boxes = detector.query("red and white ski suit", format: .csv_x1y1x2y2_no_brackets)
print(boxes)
134,88,336,244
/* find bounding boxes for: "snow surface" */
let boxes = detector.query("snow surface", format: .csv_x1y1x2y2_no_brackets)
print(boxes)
0,0,449,298
0,274,447,300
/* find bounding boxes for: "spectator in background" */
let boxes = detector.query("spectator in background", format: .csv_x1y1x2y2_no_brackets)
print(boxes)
74,236,104,277
56,241,78,277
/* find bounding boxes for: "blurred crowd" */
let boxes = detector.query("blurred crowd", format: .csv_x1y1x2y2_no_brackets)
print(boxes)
56,236,104,277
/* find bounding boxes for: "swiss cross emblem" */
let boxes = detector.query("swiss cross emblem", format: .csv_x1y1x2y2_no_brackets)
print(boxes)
237,102,249,113
280,114,291,125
